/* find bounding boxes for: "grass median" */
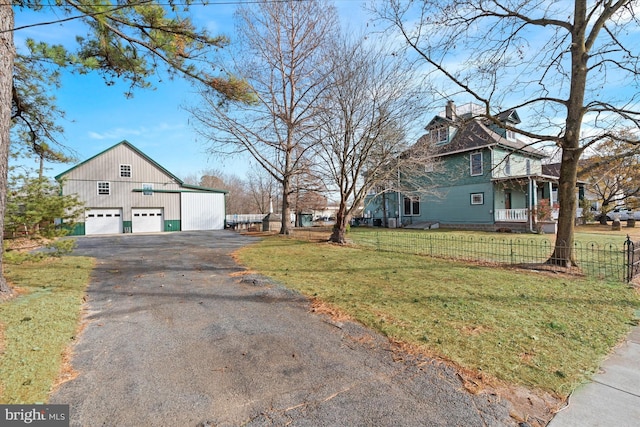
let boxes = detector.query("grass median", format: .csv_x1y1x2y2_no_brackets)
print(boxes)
234,235,640,397
0,254,94,404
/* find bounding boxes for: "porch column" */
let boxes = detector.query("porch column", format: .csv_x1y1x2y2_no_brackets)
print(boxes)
547,181,554,204
531,178,538,231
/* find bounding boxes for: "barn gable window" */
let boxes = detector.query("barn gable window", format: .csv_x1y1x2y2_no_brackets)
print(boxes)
97,181,111,195
142,183,153,196
120,164,132,178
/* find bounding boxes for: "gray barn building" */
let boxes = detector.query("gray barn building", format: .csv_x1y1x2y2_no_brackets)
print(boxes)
56,140,227,235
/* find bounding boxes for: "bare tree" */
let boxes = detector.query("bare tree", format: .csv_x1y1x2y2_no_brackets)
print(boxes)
183,168,258,214
221,174,254,214
189,0,339,235
313,36,431,243
247,167,277,215
579,137,640,222
379,0,640,266
290,168,328,223
199,172,226,190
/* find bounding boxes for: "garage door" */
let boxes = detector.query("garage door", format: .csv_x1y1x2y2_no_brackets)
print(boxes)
132,208,163,233
181,192,225,231
85,208,122,235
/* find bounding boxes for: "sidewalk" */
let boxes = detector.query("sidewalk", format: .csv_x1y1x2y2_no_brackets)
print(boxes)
547,325,640,427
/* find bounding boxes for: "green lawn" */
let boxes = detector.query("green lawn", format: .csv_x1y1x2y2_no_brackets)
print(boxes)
235,235,640,397
0,255,94,404
346,227,633,281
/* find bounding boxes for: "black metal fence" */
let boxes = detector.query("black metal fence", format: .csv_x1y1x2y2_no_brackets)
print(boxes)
352,232,637,283
625,237,640,283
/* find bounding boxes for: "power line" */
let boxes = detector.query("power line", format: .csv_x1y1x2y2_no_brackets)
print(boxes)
9,0,365,33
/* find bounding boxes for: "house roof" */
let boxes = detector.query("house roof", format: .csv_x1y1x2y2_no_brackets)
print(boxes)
542,163,561,177
542,162,587,185
495,108,521,125
418,116,546,159
55,140,227,194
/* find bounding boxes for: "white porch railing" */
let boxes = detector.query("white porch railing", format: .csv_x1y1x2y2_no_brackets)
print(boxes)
495,208,528,222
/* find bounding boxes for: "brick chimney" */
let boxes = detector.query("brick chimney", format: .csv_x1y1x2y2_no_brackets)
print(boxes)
445,100,456,120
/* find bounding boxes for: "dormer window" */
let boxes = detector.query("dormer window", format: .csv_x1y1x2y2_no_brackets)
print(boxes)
430,126,448,144
506,129,516,141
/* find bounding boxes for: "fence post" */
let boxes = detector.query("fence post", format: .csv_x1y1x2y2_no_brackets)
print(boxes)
510,240,514,265
625,235,632,283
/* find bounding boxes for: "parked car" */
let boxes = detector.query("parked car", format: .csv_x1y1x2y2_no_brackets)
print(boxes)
601,207,640,221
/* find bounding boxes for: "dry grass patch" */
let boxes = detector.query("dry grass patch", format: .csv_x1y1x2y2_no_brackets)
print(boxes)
0,255,94,403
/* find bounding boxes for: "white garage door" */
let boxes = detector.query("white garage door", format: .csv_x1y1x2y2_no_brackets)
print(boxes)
181,192,225,231
132,208,164,233
85,208,122,235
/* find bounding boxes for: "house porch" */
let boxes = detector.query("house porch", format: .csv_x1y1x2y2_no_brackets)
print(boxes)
493,176,556,231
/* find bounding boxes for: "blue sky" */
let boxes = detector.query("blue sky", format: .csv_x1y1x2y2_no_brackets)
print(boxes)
13,1,639,181
12,1,372,181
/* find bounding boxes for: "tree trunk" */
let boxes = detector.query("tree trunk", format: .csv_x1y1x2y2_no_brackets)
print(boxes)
0,5,15,294
280,178,291,235
598,203,609,225
329,199,349,244
548,148,579,266
547,3,588,268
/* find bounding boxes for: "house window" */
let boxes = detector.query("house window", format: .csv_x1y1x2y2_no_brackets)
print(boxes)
430,126,448,144
505,156,511,176
471,193,484,205
97,181,110,195
526,159,531,175
470,152,483,176
403,197,420,216
506,129,516,141
142,183,153,196
120,164,131,178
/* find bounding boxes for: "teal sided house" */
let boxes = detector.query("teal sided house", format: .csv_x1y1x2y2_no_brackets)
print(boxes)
365,102,573,232
56,140,227,235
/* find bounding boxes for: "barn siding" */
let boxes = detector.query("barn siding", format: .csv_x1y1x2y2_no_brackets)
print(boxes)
58,141,226,235
61,180,182,221
181,192,226,230
62,143,180,184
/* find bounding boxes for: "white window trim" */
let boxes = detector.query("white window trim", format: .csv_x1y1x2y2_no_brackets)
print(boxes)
120,164,132,178
97,181,111,195
506,129,516,141
471,193,484,205
470,152,483,176
142,183,153,196
403,197,420,216
430,126,448,144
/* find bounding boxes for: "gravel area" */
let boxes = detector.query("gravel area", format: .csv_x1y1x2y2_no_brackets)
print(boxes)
50,230,516,426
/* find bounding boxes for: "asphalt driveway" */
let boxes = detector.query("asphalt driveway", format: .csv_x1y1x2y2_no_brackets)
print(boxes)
51,230,515,426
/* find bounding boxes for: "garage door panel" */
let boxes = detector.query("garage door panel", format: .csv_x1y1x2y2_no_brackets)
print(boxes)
181,193,225,231
132,208,163,233
85,208,122,235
